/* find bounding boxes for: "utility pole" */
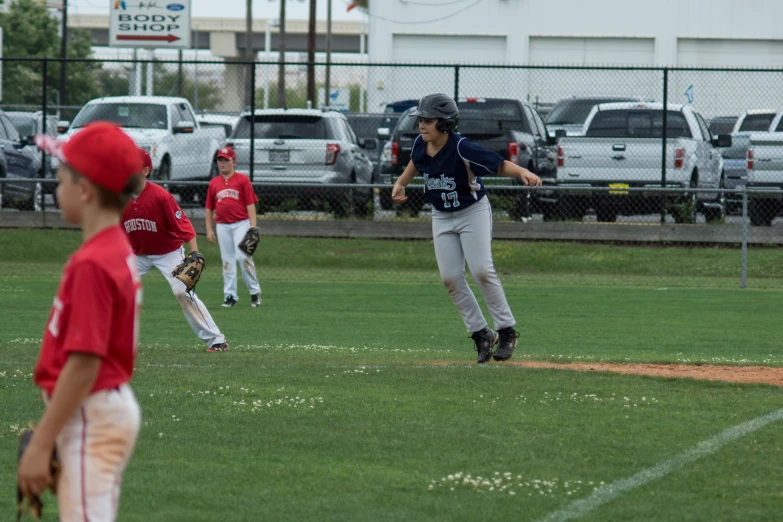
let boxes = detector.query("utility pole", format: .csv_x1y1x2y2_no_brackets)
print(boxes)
306,0,316,106
59,0,68,111
325,0,332,108
277,0,286,108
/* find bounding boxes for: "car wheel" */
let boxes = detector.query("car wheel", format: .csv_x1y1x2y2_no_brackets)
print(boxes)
674,174,698,224
157,158,172,193
703,174,726,223
749,199,775,227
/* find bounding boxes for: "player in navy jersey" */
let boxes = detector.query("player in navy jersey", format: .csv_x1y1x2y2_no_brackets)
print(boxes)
392,93,542,363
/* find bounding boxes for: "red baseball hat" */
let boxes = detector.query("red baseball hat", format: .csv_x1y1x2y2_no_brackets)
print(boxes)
139,148,153,172
216,147,236,160
36,122,143,193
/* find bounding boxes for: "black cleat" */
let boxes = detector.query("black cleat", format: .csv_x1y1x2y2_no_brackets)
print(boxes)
494,327,519,361
250,294,261,308
222,296,237,307
207,342,230,353
471,327,499,364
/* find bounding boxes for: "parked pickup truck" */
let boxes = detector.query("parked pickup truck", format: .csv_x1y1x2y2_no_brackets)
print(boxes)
61,96,225,186
550,102,732,223
379,98,558,218
745,110,783,225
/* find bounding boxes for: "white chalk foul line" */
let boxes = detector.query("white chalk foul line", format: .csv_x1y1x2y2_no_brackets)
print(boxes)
538,407,783,522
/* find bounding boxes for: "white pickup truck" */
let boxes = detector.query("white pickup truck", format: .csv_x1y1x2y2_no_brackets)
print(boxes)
61,96,225,184
745,109,783,225
550,102,732,223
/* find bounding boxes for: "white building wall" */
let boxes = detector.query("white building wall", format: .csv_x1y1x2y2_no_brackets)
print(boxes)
367,0,783,117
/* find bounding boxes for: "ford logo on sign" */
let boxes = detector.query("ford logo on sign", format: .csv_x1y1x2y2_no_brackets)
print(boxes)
167,3,184,10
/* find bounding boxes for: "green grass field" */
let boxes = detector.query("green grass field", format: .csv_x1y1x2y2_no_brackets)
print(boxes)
1,229,782,521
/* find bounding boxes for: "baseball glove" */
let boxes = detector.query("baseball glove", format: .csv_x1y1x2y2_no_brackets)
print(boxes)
171,251,205,293
238,227,260,257
17,426,60,521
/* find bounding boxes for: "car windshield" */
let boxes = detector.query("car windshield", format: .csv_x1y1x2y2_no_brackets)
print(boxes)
709,118,737,135
346,114,399,139
546,99,637,125
586,110,692,138
739,113,775,132
6,114,35,137
233,115,327,139
71,103,168,129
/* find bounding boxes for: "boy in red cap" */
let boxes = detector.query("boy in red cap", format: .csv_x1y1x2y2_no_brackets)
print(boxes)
205,146,261,308
122,149,229,352
18,122,145,521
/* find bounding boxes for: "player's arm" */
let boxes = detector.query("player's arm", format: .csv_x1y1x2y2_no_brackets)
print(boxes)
186,237,199,253
498,161,541,186
246,204,257,228
205,208,216,243
392,160,420,202
18,353,100,498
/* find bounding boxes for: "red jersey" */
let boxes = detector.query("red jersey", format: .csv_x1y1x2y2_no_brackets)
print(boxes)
206,172,258,224
34,226,142,395
122,181,196,255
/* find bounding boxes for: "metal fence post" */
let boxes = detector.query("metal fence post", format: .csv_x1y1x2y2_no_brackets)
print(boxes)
454,65,460,100
741,188,748,289
249,59,256,182
42,58,48,221
660,67,668,225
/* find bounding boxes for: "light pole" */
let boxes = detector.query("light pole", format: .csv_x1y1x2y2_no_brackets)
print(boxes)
277,0,286,108
264,19,278,109
59,0,68,112
325,0,332,109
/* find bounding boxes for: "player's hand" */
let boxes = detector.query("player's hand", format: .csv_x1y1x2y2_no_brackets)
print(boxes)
18,441,53,499
391,183,408,203
520,169,542,187
207,230,216,243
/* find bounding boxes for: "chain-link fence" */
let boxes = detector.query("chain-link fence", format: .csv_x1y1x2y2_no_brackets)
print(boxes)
3,57,783,287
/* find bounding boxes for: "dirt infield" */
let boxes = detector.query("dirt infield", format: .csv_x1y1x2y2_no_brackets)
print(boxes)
503,361,783,387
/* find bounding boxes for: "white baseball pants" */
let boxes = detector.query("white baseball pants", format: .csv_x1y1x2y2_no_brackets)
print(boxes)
51,384,141,522
135,247,226,347
216,219,261,301
432,196,516,333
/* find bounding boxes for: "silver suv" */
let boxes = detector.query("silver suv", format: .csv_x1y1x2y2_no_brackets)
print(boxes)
228,109,377,216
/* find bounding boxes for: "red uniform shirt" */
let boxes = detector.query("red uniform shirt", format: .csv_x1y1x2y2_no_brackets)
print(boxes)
206,172,257,224
122,181,196,255
34,226,142,395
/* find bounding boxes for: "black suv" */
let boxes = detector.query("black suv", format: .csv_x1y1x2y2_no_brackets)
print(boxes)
378,98,558,218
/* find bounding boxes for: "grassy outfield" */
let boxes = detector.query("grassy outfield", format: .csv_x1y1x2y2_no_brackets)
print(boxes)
1,230,782,521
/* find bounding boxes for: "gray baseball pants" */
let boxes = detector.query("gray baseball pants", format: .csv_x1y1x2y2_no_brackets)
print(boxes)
431,196,516,333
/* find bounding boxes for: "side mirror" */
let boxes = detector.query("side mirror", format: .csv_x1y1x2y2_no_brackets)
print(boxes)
713,134,732,148
359,138,378,150
174,121,195,134
57,121,70,133
23,135,36,146
377,127,390,140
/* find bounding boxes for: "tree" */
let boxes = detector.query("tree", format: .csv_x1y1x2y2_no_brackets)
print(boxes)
0,0,98,111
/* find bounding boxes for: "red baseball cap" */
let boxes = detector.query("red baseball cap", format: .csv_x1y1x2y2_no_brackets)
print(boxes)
139,148,153,172
36,122,143,193
216,147,236,160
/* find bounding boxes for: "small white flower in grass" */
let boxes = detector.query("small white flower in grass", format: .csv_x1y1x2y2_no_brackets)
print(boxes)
158,433,163,438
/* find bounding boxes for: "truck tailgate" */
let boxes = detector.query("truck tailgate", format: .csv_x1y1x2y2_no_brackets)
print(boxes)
749,133,783,184
557,137,681,184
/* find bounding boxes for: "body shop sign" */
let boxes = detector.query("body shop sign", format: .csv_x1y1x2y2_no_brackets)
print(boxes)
109,0,191,48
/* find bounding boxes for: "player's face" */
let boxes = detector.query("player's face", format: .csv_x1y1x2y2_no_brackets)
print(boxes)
418,118,439,142
55,164,84,224
217,157,235,175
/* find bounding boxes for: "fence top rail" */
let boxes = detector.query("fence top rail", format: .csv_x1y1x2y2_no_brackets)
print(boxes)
4,56,783,73
1,178,780,195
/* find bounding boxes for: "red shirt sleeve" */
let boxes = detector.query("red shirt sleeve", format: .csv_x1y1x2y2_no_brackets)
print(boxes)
206,180,216,211
163,193,196,242
61,261,113,358
242,176,258,205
